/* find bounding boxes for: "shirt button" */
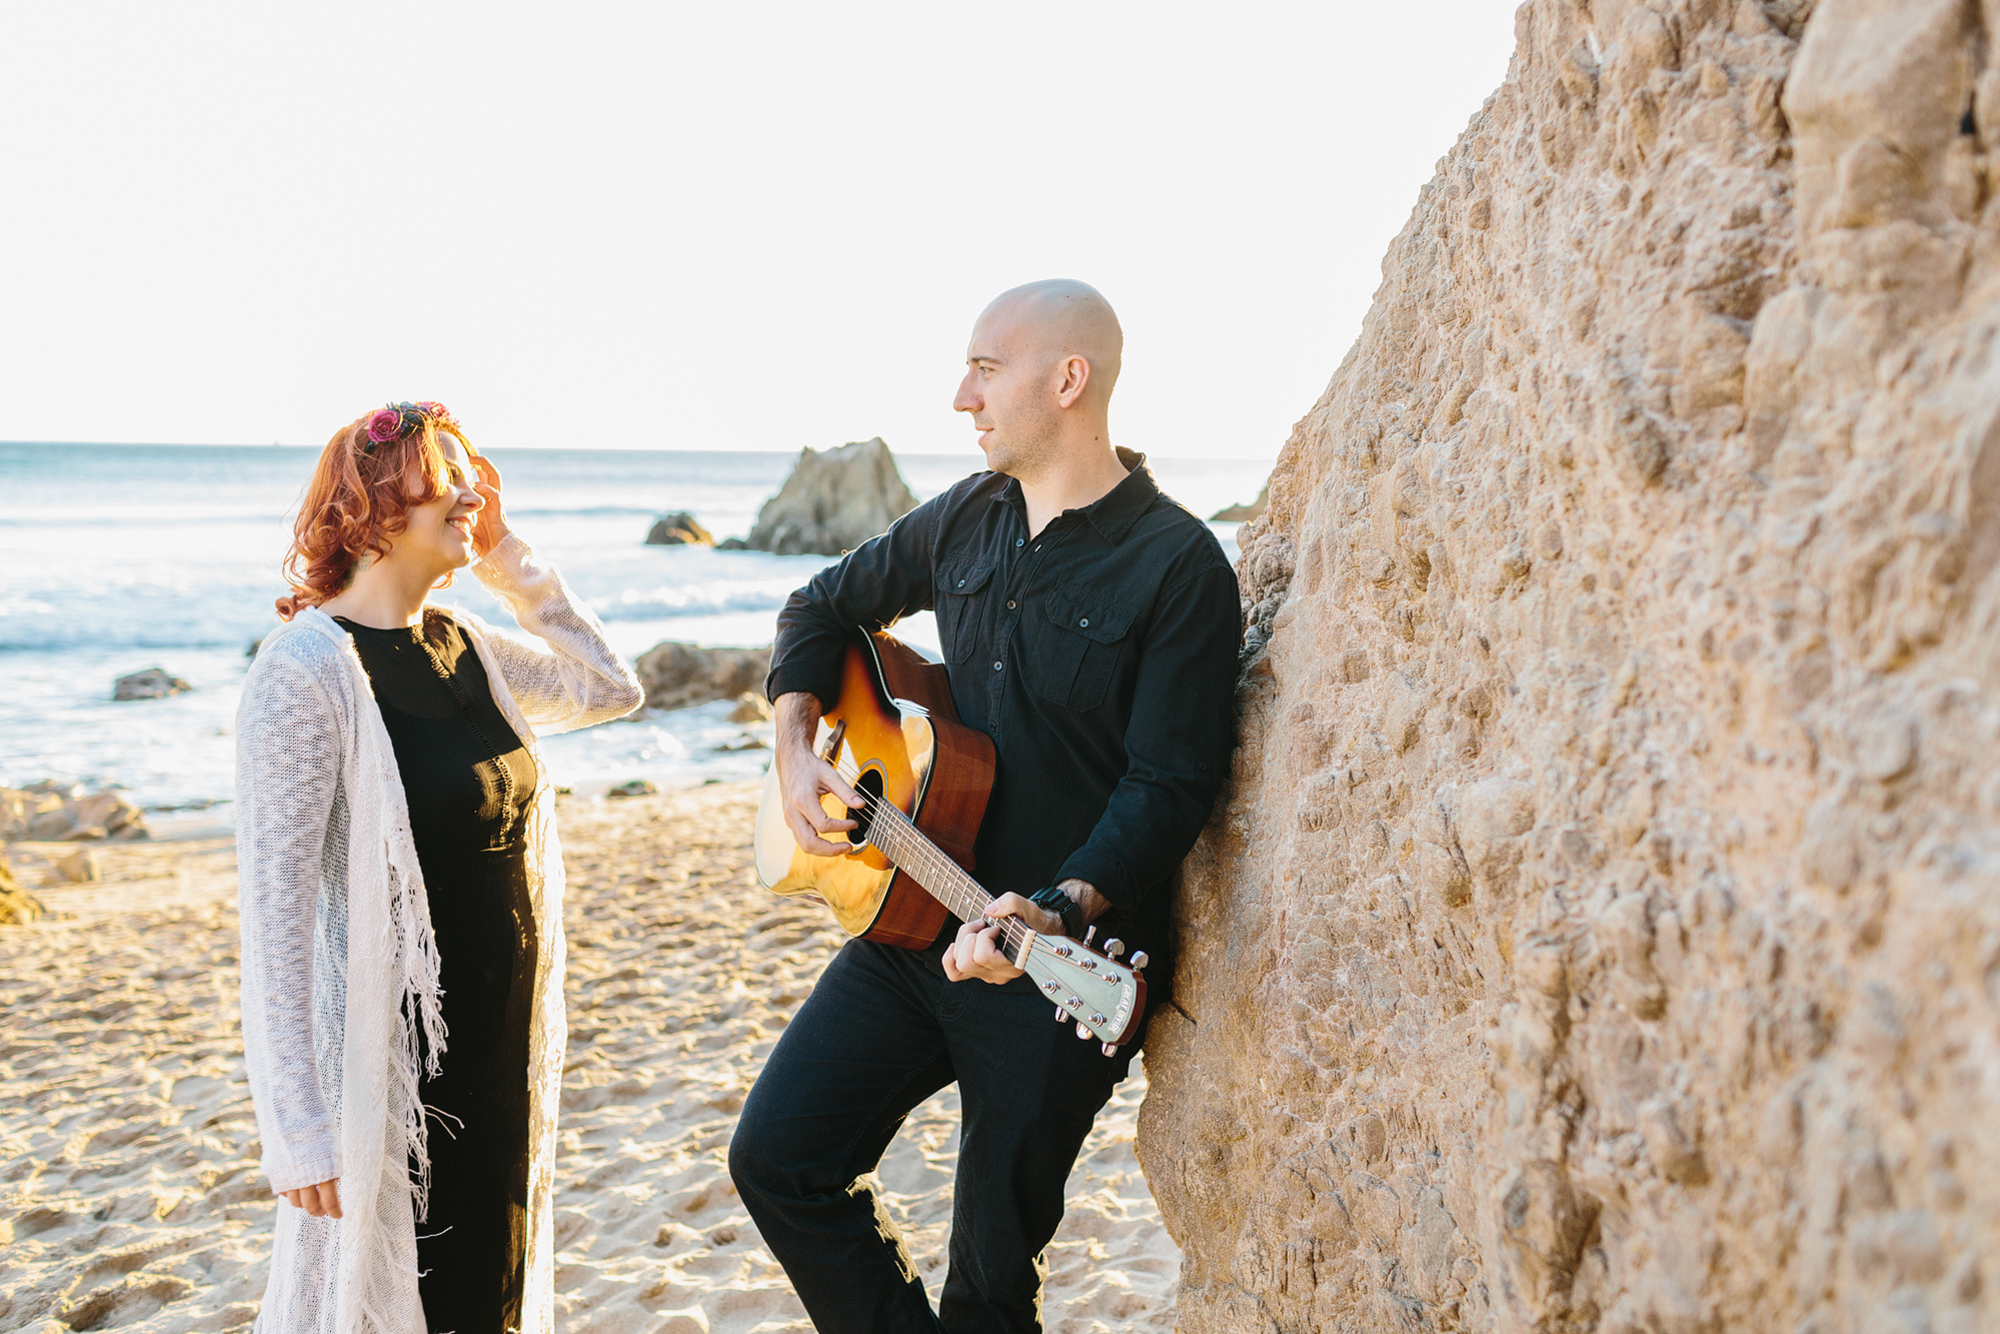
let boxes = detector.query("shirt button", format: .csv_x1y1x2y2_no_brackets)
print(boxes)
957,579,965,587
992,660,1003,671
1079,618,1089,628
1007,600,1017,610
1016,538,1025,547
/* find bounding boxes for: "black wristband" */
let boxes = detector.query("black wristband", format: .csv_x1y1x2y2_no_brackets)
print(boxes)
1028,885,1084,938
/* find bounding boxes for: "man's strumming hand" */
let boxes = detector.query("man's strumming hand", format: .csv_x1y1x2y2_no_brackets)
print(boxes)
773,691,865,857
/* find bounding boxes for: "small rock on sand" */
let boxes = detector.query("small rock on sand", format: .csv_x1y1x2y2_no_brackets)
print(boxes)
113,667,193,701
726,693,774,724
57,849,100,884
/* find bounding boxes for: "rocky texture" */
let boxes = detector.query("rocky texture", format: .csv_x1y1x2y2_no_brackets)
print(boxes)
113,668,192,701
1137,3,2000,1332
1,787,149,843
646,511,715,546
743,437,919,556
1212,485,1270,523
634,642,773,713
0,858,44,925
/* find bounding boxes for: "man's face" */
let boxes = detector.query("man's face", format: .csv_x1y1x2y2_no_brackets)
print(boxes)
953,302,1060,478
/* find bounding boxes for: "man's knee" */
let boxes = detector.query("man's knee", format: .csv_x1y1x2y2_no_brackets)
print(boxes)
727,1107,777,1200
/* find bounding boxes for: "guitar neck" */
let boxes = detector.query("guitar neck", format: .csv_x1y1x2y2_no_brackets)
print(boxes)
863,800,1032,957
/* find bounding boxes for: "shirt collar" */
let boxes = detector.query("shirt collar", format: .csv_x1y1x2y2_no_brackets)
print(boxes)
997,447,1159,545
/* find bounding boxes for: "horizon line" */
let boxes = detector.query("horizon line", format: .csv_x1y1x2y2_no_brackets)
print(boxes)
0,440,1275,462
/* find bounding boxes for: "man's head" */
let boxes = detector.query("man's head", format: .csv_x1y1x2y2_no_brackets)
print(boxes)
953,279,1123,480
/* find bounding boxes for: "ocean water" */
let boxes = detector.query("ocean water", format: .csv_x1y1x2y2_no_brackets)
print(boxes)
0,444,1269,824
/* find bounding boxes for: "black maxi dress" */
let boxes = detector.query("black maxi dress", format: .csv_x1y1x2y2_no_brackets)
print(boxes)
338,613,539,1334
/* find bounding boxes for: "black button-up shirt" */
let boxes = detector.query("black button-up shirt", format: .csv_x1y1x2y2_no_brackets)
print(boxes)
766,449,1242,961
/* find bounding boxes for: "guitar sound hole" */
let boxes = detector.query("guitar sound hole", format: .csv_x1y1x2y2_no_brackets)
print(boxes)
846,767,887,846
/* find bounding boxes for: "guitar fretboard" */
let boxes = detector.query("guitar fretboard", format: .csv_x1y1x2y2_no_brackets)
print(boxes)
855,792,1034,959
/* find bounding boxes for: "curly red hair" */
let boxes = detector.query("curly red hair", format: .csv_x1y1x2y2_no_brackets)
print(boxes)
276,407,479,620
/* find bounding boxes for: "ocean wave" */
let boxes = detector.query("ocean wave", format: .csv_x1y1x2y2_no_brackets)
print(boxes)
589,585,793,621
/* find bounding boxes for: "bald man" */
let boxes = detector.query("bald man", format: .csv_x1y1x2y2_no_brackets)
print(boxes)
729,280,1242,1334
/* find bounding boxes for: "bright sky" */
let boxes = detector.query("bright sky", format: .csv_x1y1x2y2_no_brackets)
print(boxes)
0,3,1517,458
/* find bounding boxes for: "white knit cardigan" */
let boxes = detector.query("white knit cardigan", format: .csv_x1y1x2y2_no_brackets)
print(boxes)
235,536,643,1334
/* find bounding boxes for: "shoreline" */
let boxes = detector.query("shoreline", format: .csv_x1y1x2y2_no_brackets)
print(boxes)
0,782,1179,1332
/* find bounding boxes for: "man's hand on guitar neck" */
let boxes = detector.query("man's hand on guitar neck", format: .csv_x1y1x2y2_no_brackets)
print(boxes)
944,879,1110,985
774,691,866,857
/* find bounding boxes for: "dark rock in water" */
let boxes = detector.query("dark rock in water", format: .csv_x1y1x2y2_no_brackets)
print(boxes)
715,537,750,551
1211,484,1268,522
114,667,193,701
246,638,262,659
635,642,772,712
0,857,45,925
646,511,715,546
744,437,919,556
607,779,658,798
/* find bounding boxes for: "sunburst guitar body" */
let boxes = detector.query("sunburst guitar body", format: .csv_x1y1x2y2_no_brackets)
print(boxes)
753,630,1148,1054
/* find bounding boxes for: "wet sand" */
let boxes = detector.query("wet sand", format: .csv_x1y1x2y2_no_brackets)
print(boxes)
0,782,1179,1332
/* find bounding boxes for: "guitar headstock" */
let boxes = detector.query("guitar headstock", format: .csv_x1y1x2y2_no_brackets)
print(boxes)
1019,930,1149,1055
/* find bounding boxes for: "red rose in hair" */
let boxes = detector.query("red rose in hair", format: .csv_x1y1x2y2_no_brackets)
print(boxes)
366,408,404,444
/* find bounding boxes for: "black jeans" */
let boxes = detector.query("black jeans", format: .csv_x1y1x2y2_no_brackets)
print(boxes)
728,937,1142,1334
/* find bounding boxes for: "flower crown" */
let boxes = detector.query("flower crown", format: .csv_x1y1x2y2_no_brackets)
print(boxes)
362,401,457,453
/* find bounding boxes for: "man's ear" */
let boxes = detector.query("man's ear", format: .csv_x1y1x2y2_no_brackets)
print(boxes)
1053,354,1092,408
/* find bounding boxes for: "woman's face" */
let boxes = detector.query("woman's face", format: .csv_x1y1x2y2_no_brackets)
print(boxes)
392,433,485,577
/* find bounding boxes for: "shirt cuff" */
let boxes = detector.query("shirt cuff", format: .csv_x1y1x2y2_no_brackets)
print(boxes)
766,653,845,712
1056,844,1135,912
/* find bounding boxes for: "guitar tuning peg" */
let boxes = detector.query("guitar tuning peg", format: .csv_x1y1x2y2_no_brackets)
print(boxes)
1084,925,1097,945
1075,1021,1092,1040
1104,938,1125,959
1101,1043,1119,1057
1054,1005,1067,1022
1129,950,1150,970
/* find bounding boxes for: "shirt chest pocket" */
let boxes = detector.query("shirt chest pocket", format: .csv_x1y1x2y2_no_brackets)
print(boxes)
1028,584,1136,713
935,562,996,664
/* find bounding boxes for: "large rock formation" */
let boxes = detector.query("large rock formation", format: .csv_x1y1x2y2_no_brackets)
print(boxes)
1136,3,2000,1332
742,437,919,555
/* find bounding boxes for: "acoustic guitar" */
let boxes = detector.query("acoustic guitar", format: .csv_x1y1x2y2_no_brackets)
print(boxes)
753,630,1148,1054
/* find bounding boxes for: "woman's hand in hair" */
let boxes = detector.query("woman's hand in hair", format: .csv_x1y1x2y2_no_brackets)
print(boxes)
470,455,513,557
280,1179,343,1219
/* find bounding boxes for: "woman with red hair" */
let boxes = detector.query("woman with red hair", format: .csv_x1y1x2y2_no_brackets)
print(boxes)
235,402,642,1333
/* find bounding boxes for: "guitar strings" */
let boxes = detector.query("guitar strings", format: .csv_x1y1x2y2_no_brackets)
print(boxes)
825,754,1037,959
813,751,1132,1037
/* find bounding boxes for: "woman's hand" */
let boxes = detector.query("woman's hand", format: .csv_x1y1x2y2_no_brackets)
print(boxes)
280,1179,343,1218
470,455,513,557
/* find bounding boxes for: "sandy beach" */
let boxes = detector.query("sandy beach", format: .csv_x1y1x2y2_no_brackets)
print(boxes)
0,781,1178,1333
